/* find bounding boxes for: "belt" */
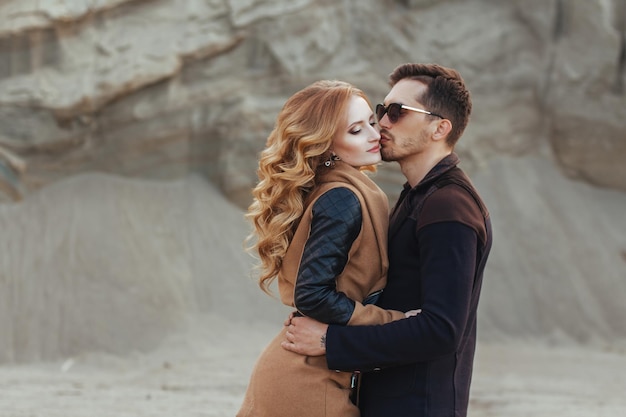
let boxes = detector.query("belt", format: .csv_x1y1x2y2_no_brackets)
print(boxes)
350,372,362,405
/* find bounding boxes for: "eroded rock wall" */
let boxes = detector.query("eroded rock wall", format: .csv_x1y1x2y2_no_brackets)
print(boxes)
1,0,624,203
1,0,625,362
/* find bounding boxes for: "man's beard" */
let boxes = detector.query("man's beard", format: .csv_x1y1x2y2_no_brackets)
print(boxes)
381,132,429,162
381,147,395,162
381,144,399,162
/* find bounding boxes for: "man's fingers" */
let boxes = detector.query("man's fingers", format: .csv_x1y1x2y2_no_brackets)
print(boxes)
282,323,302,353
281,340,296,352
283,311,297,326
284,329,294,342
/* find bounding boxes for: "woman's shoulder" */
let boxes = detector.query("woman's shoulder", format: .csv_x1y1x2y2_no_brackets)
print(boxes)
311,187,361,222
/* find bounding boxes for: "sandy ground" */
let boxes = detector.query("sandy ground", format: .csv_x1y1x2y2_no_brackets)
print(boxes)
2,170,626,416
2,313,626,417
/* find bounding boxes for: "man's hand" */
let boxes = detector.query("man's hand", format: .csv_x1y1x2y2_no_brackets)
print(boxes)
282,315,329,356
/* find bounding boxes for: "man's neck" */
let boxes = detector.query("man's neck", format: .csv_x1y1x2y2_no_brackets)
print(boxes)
399,148,452,188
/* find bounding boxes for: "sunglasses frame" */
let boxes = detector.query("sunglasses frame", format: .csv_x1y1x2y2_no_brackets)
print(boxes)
376,103,443,123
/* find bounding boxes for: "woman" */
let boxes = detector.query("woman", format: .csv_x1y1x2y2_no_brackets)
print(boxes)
237,80,409,417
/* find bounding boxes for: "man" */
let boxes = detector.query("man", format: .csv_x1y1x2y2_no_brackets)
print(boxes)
282,63,492,417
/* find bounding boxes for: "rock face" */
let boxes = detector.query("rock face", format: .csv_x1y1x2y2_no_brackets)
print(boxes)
1,0,624,202
0,0,625,362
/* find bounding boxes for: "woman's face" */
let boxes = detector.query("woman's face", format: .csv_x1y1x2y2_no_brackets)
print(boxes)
332,96,381,168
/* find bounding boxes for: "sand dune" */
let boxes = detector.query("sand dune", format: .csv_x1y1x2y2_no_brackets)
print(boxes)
1,154,626,415
0,314,625,416
0,172,286,363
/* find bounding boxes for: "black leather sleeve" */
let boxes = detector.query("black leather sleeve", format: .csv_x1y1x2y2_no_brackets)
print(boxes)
294,187,362,325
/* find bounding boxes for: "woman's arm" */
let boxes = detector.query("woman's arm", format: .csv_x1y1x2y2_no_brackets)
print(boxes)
294,187,405,325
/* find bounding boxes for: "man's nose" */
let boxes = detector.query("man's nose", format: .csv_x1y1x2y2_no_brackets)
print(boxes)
378,114,392,129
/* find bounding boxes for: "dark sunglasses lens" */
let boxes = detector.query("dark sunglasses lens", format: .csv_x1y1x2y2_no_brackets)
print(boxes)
387,103,401,123
376,104,386,121
376,103,402,123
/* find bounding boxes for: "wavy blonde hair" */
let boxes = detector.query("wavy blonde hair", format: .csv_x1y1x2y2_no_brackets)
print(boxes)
247,80,372,294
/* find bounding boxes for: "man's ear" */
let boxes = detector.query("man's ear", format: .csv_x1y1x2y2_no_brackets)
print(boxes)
432,119,452,142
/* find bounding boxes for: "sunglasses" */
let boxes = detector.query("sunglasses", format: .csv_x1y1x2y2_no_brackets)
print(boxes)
375,103,443,123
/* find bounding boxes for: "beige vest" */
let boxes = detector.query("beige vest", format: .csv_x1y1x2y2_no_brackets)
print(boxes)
278,161,404,325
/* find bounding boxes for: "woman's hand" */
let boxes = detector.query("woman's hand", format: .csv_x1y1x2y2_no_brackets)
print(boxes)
405,309,422,318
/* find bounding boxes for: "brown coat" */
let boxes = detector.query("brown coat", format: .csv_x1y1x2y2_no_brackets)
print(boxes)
237,162,404,417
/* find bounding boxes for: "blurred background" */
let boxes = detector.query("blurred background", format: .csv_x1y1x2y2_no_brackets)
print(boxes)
1,0,625,415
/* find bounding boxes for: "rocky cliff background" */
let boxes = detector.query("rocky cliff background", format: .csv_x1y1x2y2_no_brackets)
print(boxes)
1,0,625,363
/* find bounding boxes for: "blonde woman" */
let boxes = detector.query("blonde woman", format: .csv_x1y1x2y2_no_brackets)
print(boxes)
237,80,411,417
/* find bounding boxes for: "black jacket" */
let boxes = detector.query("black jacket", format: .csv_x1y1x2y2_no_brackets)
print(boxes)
325,154,492,417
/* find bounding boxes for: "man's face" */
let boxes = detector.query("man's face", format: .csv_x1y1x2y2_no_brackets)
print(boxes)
378,79,436,162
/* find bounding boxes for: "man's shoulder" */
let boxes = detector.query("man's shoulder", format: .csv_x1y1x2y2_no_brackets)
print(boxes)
422,183,482,219
417,181,487,241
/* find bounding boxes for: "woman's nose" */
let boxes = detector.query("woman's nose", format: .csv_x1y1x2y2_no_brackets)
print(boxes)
369,125,381,140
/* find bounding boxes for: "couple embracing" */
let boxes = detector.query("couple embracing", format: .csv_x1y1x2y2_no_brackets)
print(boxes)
237,63,492,417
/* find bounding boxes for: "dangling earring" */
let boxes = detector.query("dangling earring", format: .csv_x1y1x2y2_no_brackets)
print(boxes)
324,152,341,168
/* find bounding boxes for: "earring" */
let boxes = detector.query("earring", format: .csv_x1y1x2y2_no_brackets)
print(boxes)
324,153,341,168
